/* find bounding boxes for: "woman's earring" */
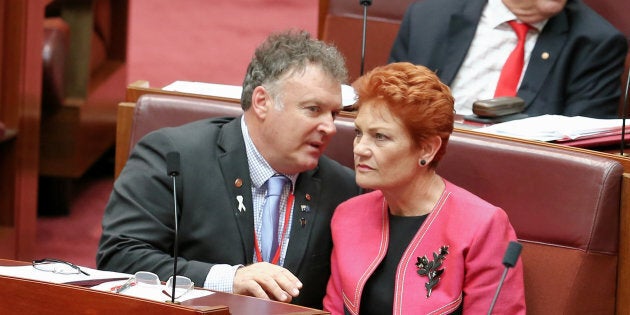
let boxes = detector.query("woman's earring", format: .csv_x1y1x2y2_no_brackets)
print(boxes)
420,159,427,166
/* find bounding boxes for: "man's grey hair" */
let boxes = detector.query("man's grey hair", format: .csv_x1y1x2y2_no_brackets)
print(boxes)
240,29,348,110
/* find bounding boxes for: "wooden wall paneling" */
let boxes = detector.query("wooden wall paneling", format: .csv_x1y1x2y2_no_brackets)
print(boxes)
0,0,44,260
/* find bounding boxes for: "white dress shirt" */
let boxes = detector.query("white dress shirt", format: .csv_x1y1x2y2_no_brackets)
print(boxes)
450,0,545,115
203,116,296,292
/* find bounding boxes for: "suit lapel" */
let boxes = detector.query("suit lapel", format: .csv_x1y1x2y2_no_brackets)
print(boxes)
217,118,256,263
518,11,569,108
440,0,486,84
282,168,321,273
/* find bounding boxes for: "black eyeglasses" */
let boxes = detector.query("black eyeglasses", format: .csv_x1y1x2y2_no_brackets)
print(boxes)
32,258,90,276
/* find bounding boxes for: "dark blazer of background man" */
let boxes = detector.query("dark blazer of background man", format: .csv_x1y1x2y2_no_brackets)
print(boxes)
390,0,628,118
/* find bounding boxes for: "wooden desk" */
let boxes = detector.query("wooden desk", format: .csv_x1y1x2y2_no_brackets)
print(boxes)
0,260,328,315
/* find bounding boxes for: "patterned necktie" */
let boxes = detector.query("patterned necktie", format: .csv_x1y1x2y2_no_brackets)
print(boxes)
494,21,532,97
260,175,288,262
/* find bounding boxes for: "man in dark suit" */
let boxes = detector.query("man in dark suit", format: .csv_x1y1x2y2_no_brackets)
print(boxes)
390,0,628,118
96,30,361,309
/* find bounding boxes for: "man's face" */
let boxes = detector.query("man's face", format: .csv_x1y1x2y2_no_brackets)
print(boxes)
258,64,342,174
503,0,567,24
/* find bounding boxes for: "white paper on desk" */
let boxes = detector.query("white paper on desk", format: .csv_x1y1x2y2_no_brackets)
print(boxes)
163,80,358,107
91,279,214,302
0,265,131,284
163,81,243,100
475,115,628,142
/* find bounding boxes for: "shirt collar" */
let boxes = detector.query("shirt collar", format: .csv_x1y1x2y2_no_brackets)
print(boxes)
486,0,547,32
240,116,297,190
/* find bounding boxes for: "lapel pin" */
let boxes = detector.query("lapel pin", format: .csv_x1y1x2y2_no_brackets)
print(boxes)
300,205,310,212
541,52,550,60
305,193,311,201
416,245,449,298
236,195,246,212
234,178,243,188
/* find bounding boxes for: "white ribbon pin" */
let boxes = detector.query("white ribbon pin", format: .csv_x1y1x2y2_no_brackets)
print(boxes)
236,195,246,212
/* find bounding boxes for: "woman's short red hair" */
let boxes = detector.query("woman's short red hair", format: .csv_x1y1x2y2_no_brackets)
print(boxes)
352,62,455,166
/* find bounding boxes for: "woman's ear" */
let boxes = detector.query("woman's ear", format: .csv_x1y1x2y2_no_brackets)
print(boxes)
419,135,442,166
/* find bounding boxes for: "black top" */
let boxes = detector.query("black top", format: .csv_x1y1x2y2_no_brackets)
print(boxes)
359,213,426,315
358,213,463,315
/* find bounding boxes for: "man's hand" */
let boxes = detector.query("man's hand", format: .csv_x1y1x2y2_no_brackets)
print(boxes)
233,262,303,302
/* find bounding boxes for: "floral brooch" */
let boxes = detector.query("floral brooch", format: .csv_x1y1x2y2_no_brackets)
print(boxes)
416,245,449,298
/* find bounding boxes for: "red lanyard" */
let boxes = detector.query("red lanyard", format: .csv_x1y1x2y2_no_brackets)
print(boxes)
254,194,294,264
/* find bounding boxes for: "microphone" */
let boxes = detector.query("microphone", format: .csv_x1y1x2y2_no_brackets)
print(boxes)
619,57,629,156
487,241,522,315
166,151,181,303
359,0,373,76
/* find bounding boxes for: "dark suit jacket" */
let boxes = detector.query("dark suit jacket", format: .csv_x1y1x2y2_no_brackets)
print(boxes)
96,117,361,309
390,0,628,118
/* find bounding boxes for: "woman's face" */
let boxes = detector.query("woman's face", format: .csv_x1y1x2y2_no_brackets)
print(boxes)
353,100,423,191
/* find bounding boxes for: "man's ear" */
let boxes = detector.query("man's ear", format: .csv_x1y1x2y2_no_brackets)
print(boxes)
251,86,272,119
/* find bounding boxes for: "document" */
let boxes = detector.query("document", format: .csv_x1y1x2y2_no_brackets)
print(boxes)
91,279,214,302
0,265,213,302
163,80,358,107
475,115,630,142
0,265,130,284
163,81,243,100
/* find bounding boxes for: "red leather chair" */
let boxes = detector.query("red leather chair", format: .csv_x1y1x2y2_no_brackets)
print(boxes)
119,94,356,174
439,131,623,314
42,17,69,118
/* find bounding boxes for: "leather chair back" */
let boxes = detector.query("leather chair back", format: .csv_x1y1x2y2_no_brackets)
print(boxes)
127,94,357,170
438,131,623,314
42,18,69,116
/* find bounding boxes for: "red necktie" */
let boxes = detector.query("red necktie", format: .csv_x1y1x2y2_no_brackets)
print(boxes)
494,21,531,97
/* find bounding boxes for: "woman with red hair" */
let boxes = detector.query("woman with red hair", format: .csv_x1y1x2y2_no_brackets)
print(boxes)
323,62,525,314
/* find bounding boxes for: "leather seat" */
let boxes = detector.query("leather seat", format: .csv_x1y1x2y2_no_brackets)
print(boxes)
439,131,622,314
42,17,69,117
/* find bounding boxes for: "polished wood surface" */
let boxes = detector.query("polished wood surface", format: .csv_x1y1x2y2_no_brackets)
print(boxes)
182,292,328,315
115,102,136,178
0,260,327,315
0,0,44,260
620,174,630,314
1,275,229,315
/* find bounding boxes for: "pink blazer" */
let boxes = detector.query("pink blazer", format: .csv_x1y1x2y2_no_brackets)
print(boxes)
323,180,526,315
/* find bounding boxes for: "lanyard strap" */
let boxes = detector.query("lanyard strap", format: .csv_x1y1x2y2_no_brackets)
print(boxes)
254,194,294,264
